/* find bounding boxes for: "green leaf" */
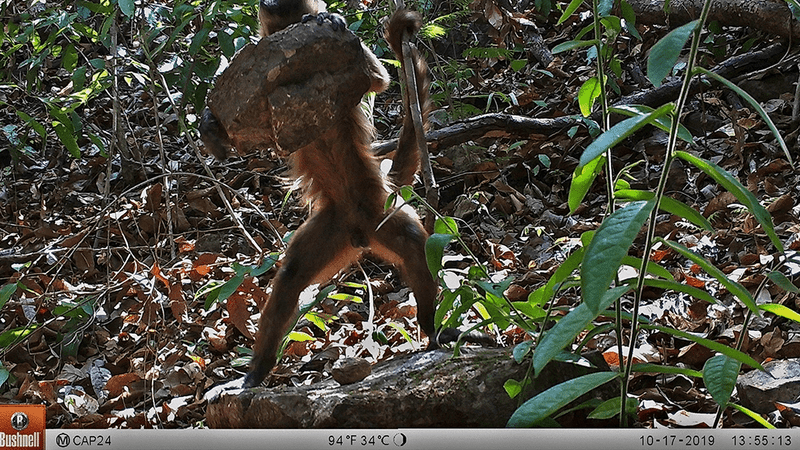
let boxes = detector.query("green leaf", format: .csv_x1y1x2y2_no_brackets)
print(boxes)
610,105,693,143
533,285,630,375
703,354,741,407
513,340,534,363
434,216,459,236
287,331,315,342
189,25,211,56
766,271,800,294
630,363,702,378
552,39,599,54
118,0,135,17
620,255,674,281
657,238,758,315
587,396,637,420
759,303,800,324
694,67,791,165
582,200,655,312
675,151,782,252
640,278,717,305
598,0,614,16
0,325,38,348
0,363,9,388
557,0,584,25
579,103,674,167
62,44,78,71
504,379,524,399
0,283,17,310
614,189,712,231
425,234,454,280
568,155,604,213
327,292,363,303
578,76,603,117
642,324,763,370
647,20,699,87
727,403,776,429
53,121,81,158
507,371,619,427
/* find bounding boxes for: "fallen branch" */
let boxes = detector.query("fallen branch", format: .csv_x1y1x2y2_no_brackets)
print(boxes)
624,0,800,41
371,41,787,154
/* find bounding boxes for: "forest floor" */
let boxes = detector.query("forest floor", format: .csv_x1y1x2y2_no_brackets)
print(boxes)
1,1,800,429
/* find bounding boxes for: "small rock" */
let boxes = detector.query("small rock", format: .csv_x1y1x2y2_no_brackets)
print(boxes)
736,358,800,413
331,357,371,385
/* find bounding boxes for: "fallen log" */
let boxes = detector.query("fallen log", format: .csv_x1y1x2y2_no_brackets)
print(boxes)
624,0,800,41
206,348,616,428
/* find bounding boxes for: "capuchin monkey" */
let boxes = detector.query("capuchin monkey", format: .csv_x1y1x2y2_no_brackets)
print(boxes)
199,1,448,388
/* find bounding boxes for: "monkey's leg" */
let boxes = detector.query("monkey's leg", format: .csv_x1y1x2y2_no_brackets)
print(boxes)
370,210,440,348
244,207,359,387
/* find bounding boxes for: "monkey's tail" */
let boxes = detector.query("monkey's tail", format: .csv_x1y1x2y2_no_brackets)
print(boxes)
385,9,432,188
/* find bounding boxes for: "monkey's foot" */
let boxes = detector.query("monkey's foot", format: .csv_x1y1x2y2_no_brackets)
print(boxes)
432,327,495,349
301,11,347,31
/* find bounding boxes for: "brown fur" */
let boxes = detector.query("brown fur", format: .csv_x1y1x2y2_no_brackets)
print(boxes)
243,6,435,387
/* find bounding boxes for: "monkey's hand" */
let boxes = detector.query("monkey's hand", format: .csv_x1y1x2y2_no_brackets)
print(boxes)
301,11,347,31
199,107,232,160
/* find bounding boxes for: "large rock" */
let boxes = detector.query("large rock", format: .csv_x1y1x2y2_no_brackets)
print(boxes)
207,21,372,155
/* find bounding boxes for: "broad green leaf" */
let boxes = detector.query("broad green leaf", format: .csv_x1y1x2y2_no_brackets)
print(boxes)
657,238,758,315
62,44,78,71
587,396,637,420
189,25,211,56
642,324,763,370
615,189,712,231
533,285,630,375
568,155,604,213
507,371,619,427
504,379,524,399
759,303,800,324
434,216,459,236
610,105,693,143
425,233,454,280
703,354,741,407
647,20,698,87
552,39,599,54
287,331,315,342
694,67,791,165
582,200,655,312
214,272,244,307
0,325,38,348
766,271,800,293
579,103,674,167
119,0,135,17
676,151,782,252
578,76,603,117
0,283,17,310
513,340,534,363
598,0,614,16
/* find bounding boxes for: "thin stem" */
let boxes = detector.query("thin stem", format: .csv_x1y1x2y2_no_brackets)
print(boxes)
620,0,714,427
